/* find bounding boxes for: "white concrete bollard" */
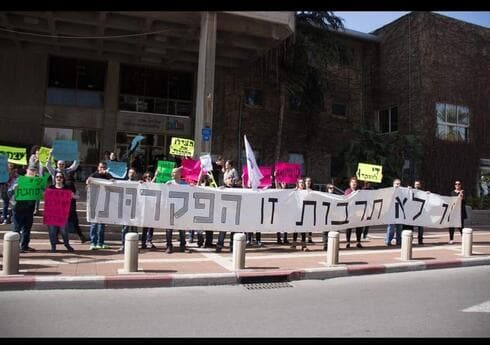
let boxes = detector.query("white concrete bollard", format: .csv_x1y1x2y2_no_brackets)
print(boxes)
2,232,20,275
462,228,473,257
123,232,139,272
232,233,246,270
401,230,413,261
327,231,340,266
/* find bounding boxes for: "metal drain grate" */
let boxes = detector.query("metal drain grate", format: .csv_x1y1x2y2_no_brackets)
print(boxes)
242,282,294,290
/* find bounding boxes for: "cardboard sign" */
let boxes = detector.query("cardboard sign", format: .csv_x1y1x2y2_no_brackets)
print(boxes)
15,175,46,201
356,163,383,183
0,145,27,165
182,158,201,184
199,154,213,173
38,146,53,167
242,166,272,188
169,137,194,157
52,140,78,161
43,188,73,227
0,154,8,183
105,160,128,179
275,162,301,184
156,160,175,183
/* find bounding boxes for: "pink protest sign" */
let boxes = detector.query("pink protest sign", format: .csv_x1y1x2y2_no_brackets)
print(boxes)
242,166,272,188
182,158,201,184
43,188,73,227
275,162,301,184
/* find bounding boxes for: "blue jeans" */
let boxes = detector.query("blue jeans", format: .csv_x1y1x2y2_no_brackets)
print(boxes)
142,227,154,246
89,223,106,246
48,225,70,247
385,224,402,245
121,225,138,246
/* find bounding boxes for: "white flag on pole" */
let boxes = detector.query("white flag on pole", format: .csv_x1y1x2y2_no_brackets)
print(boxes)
244,135,263,190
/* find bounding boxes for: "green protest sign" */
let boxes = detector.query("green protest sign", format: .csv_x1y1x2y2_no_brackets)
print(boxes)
0,145,27,165
156,160,175,183
15,175,46,201
38,147,56,168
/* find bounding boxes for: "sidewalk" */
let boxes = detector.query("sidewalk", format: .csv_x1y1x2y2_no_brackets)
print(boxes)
1,227,490,290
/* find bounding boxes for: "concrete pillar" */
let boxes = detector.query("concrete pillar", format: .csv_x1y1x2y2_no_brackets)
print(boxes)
101,60,120,154
232,233,246,270
462,228,473,257
326,231,340,266
401,230,413,261
194,11,217,157
2,232,20,275
123,232,139,272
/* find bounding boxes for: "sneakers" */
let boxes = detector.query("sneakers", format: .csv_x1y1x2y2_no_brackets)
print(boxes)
448,240,454,245
99,244,110,249
356,243,363,248
302,245,309,252
89,245,97,250
165,247,173,254
215,245,223,253
65,245,75,252
79,235,87,244
26,247,36,252
283,239,290,244
308,239,314,244
276,239,283,244
256,241,264,247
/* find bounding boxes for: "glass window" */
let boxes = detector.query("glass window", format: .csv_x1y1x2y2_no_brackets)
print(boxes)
377,107,398,133
435,102,470,142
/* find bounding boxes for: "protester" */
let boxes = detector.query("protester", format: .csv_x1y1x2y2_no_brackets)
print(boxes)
292,177,308,251
8,163,39,253
322,183,336,251
223,160,239,186
29,145,42,214
212,156,225,187
405,179,429,245
448,180,467,244
140,171,156,250
361,181,374,240
86,161,113,250
274,175,289,245
1,162,17,225
385,178,403,247
118,168,140,252
46,151,80,180
165,167,189,253
305,176,314,244
344,176,364,248
65,174,87,243
47,172,75,253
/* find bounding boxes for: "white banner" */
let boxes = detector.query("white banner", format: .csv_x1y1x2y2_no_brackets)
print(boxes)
87,179,462,232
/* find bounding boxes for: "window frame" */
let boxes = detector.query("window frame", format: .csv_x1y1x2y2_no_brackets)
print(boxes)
377,106,398,134
435,102,470,142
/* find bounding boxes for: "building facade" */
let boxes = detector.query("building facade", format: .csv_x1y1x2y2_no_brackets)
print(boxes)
0,11,488,195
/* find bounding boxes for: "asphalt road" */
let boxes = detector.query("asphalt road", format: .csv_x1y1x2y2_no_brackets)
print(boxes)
1,266,489,337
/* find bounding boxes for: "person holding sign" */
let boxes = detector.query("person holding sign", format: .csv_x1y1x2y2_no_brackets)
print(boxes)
141,171,157,250
8,163,39,253
86,162,114,250
46,150,79,180
385,178,404,247
274,176,290,245
448,180,467,245
45,173,75,253
344,176,364,249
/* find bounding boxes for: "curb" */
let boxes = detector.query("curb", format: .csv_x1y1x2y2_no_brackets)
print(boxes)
1,256,490,291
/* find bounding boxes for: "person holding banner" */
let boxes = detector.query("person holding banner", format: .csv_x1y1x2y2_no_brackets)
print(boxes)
385,178,404,247
46,172,75,253
344,176,364,249
448,180,467,245
165,167,190,253
86,162,114,250
8,163,39,253
292,178,308,251
361,181,374,240
405,179,429,245
140,171,156,250
274,177,290,245
117,169,140,252
305,177,315,244
322,183,337,251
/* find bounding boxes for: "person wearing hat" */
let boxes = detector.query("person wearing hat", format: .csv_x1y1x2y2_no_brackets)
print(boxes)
8,162,39,253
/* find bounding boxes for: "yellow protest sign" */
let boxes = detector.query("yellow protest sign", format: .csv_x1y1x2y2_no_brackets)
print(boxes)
169,137,195,157
38,147,53,167
356,163,383,183
0,145,27,165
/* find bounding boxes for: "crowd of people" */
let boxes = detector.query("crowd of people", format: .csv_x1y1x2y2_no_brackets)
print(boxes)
0,147,468,255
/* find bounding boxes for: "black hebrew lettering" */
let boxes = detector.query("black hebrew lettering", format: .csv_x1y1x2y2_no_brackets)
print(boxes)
89,184,100,219
296,200,317,226
220,194,242,225
260,197,279,224
412,195,426,221
395,197,408,219
141,189,162,221
367,199,383,220
193,192,215,223
355,200,368,221
125,188,138,219
322,201,331,225
331,202,349,225
439,203,449,224
98,186,124,219
169,191,189,225
448,203,455,222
